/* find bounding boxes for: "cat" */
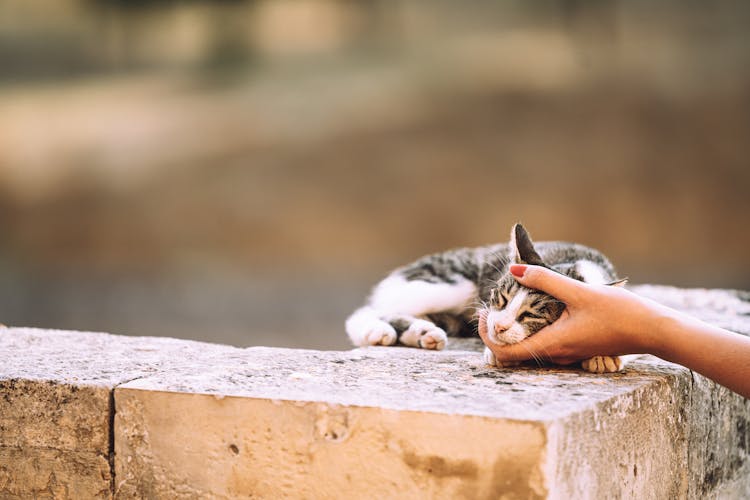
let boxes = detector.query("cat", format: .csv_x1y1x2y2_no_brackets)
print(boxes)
345,223,631,373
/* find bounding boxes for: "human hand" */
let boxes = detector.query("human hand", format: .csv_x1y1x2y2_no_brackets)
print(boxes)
478,264,671,365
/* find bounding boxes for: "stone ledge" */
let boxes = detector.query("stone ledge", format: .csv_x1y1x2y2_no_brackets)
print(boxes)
1,285,749,498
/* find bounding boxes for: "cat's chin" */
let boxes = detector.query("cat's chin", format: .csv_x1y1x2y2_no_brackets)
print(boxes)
487,329,515,345
489,331,529,346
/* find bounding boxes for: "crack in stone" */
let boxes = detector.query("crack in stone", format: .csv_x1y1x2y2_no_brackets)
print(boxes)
107,376,147,498
687,368,696,499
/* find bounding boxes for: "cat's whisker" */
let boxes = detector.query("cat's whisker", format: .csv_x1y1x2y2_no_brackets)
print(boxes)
486,262,504,275
520,343,545,368
534,344,557,365
468,300,489,312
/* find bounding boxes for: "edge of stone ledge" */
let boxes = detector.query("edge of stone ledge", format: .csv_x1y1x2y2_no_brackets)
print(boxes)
0,326,699,422
112,346,693,422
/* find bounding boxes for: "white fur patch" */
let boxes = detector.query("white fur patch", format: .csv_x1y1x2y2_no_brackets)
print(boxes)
486,290,528,345
345,306,397,346
575,260,607,285
369,275,477,316
483,346,498,366
483,346,520,368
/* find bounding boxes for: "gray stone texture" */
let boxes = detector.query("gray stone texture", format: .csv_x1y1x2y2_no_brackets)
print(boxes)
0,285,748,498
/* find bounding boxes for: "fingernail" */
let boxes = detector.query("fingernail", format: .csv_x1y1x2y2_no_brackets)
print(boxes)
510,264,527,278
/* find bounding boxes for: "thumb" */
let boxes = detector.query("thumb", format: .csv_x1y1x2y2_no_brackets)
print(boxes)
510,264,584,305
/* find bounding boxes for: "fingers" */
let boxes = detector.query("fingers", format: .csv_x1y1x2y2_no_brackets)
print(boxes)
478,311,553,363
511,264,585,305
478,309,574,364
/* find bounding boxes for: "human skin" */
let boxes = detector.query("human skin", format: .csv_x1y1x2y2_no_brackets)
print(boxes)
478,264,750,399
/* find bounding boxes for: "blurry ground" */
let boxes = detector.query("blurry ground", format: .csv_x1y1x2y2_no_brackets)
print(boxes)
1,0,749,348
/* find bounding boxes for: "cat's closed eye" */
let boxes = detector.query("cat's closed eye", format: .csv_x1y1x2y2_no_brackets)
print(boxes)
517,311,538,321
490,289,506,307
495,291,508,307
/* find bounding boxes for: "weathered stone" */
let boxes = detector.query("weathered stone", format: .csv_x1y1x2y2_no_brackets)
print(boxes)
113,347,747,499
0,447,111,499
545,356,692,499
0,328,239,499
0,379,110,453
0,327,240,387
631,284,750,335
687,372,750,498
0,285,749,498
115,387,548,499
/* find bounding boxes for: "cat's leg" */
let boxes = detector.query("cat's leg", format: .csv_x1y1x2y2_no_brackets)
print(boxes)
369,275,477,350
385,314,447,350
581,354,639,373
345,308,447,349
483,346,520,368
346,306,398,347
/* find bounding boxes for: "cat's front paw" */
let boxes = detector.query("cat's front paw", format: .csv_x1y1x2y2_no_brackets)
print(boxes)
483,346,520,368
419,329,447,350
362,322,398,346
400,320,447,350
581,355,622,373
483,346,498,367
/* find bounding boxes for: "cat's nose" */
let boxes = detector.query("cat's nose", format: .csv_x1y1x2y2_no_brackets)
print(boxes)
494,322,509,335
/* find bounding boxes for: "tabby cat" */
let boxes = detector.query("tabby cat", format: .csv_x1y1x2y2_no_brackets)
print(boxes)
346,223,630,373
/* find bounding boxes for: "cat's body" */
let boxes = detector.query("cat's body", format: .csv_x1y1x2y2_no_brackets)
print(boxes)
346,224,631,373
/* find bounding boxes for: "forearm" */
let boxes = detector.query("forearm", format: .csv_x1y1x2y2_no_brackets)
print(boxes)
650,311,750,399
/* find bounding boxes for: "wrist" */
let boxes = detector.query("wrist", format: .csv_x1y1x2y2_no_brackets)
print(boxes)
645,306,683,360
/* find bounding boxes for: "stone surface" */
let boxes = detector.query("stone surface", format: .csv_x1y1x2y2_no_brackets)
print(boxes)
0,327,241,387
0,285,749,498
113,350,688,499
0,447,111,499
0,379,109,453
687,373,750,499
115,388,549,499
113,347,750,499
630,284,750,335
115,347,671,420
545,356,692,499
0,327,239,499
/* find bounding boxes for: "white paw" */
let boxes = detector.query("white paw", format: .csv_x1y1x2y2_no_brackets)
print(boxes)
400,320,447,350
483,346,520,368
581,355,622,373
419,329,447,350
362,322,398,346
483,346,498,366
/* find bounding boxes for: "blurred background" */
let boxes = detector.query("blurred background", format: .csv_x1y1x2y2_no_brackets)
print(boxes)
1,0,748,349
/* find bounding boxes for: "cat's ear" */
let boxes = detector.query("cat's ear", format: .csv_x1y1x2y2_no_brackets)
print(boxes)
606,278,628,288
509,223,546,266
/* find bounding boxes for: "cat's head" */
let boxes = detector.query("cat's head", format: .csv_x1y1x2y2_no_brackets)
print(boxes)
484,224,626,346
484,224,565,346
